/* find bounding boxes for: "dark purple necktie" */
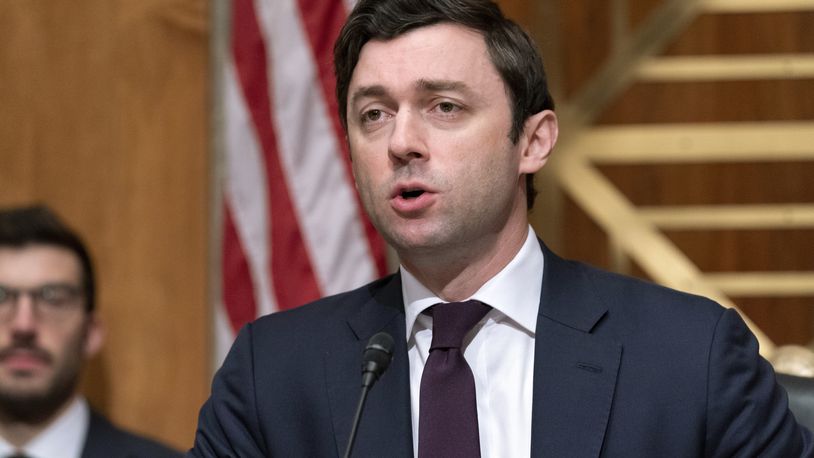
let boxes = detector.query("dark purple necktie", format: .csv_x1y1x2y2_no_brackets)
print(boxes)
418,300,491,458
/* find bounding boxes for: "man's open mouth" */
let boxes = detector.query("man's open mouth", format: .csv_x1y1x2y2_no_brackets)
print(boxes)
401,189,425,199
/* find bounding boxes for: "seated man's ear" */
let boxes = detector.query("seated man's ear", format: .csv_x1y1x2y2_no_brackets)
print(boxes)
84,314,105,359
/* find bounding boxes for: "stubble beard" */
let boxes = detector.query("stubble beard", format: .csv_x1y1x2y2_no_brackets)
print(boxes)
0,337,85,424
378,191,516,268
0,369,79,424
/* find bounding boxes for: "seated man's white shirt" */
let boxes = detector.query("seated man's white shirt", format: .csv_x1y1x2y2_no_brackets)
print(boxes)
403,226,543,457
0,396,89,458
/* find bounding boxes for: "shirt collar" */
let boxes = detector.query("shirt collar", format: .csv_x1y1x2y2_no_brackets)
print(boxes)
402,226,544,339
0,396,89,458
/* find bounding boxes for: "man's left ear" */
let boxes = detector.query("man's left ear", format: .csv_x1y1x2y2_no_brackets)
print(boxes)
83,314,105,359
518,110,558,174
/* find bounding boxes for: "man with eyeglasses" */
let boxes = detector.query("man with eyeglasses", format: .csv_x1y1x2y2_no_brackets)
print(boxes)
0,206,179,458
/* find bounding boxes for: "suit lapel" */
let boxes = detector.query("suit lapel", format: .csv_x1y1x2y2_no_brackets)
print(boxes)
81,411,111,458
325,275,414,457
322,244,622,457
530,244,621,457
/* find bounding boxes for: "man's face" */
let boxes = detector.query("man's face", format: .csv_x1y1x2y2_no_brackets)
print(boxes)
346,24,541,258
0,245,102,420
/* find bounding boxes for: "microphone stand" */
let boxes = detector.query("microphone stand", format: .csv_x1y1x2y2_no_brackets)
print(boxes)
343,332,394,458
343,384,371,458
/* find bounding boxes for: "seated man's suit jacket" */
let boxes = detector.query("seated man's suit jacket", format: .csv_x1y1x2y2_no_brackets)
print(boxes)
191,243,813,457
82,410,181,458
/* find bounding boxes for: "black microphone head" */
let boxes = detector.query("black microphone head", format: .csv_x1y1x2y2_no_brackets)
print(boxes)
361,332,394,387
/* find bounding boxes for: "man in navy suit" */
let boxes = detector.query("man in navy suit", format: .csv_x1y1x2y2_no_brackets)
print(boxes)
0,206,180,458
191,0,813,456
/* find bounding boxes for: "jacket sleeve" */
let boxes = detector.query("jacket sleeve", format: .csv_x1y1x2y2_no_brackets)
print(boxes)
187,323,268,458
705,308,814,457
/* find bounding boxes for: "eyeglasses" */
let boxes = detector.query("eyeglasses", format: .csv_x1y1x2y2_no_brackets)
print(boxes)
0,283,85,323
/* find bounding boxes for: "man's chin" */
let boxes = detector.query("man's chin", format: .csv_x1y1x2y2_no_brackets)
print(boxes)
0,381,55,407
382,223,446,248
0,377,76,424
387,230,466,257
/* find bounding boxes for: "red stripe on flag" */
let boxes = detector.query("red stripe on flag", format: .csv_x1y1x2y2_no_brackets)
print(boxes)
296,0,389,277
221,202,258,332
232,0,322,310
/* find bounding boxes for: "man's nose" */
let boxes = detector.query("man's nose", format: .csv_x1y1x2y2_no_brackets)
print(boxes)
388,110,428,164
9,294,38,334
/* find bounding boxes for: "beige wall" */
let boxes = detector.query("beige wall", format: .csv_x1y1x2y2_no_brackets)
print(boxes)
0,1,210,450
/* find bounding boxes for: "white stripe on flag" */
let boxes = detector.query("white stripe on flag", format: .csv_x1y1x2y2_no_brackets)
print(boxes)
255,0,377,295
223,60,278,319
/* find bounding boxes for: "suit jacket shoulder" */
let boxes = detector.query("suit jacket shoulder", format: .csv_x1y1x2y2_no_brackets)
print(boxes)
190,274,413,457
82,410,182,458
534,245,813,456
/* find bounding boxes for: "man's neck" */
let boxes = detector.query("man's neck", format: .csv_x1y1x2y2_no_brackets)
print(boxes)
400,224,530,302
0,394,78,448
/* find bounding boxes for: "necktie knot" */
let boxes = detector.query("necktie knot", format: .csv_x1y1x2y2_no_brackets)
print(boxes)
429,300,491,351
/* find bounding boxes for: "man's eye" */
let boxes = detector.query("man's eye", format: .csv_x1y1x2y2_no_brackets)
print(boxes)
39,286,74,304
362,109,383,123
438,102,457,113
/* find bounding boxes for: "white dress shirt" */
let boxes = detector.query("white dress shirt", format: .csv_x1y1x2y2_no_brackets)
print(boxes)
403,226,543,457
0,396,89,458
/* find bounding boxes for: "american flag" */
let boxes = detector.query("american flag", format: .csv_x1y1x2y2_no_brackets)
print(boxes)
216,0,387,364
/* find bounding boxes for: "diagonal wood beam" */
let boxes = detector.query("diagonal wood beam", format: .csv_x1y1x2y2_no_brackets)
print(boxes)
545,0,797,358
549,146,777,357
561,0,704,128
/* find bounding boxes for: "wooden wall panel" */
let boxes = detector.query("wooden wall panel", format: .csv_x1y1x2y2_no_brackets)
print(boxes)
666,230,814,272
499,0,566,102
559,197,612,270
555,0,614,96
600,163,814,205
629,0,666,28
666,12,814,55
498,0,536,31
599,80,814,124
0,0,209,450
738,298,814,346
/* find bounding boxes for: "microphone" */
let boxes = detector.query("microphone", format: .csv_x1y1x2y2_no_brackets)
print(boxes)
361,332,394,388
343,332,394,458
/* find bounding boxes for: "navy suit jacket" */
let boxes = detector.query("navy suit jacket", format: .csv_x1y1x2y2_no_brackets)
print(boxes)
82,410,182,458
191,243,813,457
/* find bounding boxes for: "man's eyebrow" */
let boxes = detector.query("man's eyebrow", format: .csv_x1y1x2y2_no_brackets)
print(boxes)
415,79,470,94
350,80,474,108
350,85,389,108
